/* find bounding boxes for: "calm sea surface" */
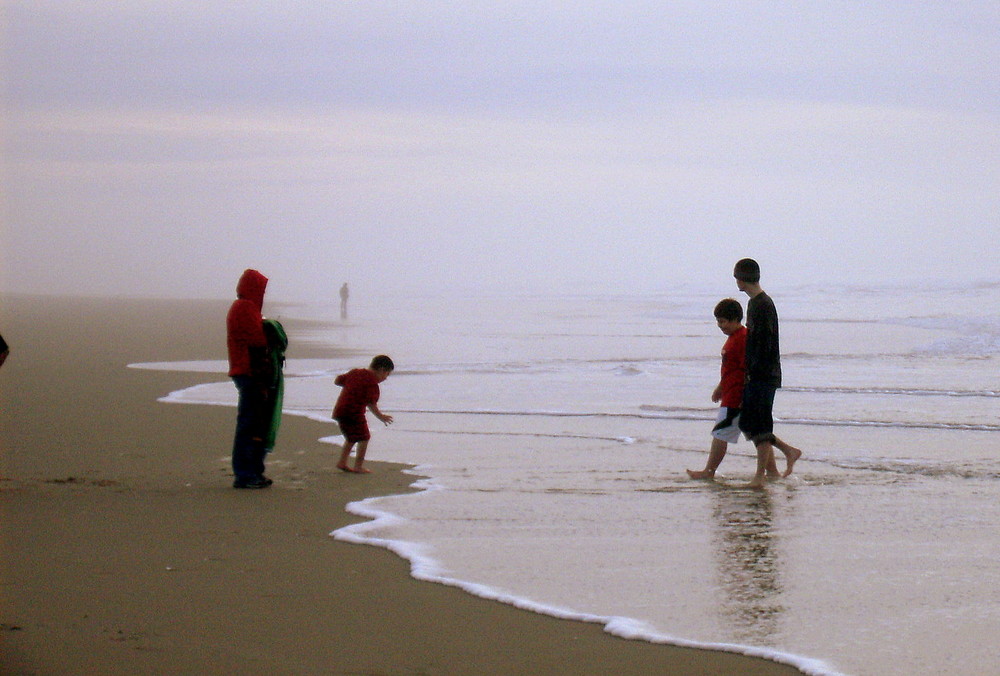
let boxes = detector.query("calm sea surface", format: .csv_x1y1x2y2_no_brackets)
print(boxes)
147,282,1000,676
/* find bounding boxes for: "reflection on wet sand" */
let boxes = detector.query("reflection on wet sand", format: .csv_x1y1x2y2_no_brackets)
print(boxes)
711,488,786,644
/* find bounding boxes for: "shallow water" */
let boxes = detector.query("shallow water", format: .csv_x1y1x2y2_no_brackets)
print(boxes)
145,282,1000,675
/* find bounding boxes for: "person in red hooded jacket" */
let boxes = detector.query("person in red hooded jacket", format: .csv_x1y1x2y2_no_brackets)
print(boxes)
227,269,273,488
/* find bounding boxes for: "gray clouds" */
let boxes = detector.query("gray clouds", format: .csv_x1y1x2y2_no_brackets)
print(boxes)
4,2,999,301
10,2,999,112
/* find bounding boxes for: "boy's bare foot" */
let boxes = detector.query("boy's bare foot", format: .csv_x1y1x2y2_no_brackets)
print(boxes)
745,476,767,489
782,447,802,477
765,469,782,479
352,466,372,474
336,463,352,472
686,469,715,480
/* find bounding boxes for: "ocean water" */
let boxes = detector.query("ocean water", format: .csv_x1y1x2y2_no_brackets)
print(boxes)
140,282,1000,676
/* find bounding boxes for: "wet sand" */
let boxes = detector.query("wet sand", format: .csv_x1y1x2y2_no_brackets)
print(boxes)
0,294,803,675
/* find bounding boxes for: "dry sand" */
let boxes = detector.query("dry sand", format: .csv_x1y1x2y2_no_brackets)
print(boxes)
0,294,802,675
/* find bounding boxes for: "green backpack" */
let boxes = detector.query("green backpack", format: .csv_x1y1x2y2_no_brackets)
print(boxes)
262,319,288,451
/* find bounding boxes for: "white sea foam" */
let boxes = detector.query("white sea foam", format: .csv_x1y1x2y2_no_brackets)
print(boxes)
130,360,227,373
333,479,844,676
157,381,232,406
140,283,1000,676
784,385,1000,398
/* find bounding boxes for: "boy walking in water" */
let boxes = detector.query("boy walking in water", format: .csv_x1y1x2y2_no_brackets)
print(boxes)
734,258,802,488
332,355,394,474
687,298,780,479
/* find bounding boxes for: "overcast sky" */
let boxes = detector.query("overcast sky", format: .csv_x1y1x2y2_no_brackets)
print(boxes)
3,1,998,303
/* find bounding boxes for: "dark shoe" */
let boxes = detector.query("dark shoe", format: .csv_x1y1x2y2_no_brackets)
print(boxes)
233,476,272,489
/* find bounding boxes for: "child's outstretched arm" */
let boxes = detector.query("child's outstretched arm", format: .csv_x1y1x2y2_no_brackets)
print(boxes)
369,403,393,426
711,381,723,403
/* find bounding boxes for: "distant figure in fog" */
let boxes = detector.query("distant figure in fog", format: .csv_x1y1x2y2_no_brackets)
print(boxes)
339,282,350,320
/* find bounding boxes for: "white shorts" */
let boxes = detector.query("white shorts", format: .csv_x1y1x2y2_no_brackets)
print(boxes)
711,407,741,444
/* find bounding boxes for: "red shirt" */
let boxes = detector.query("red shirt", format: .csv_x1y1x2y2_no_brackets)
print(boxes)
719,326,747,408
333,368,381,419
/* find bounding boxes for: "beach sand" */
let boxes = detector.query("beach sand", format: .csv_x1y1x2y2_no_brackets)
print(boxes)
0,294,802,675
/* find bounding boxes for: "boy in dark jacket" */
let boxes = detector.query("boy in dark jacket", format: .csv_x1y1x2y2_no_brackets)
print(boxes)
734,258,802,488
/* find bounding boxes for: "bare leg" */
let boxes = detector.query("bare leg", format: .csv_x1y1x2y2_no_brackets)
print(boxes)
337,441,355,471
353,440,371,473
747,440,774,489
774,436,802,477
764,446,781,478
687,438,728,479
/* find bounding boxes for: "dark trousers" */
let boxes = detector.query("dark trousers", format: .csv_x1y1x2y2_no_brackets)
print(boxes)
738,381,777,446
231,375,268,481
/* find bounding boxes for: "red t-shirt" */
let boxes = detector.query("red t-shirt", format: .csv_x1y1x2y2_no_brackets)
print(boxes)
719,326,747,408
333,368,381,419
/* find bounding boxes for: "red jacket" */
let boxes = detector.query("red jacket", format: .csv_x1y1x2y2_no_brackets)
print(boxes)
227,269,268,377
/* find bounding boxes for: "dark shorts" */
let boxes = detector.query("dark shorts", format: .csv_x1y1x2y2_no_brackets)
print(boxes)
336,415,370,443
738,381,777,445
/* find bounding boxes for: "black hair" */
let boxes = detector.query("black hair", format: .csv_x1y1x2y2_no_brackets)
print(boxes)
733,258,761,283
370,354,395,372
714,298,743,322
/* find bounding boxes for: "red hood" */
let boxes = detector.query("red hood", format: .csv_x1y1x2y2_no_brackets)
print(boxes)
236,269,268,310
